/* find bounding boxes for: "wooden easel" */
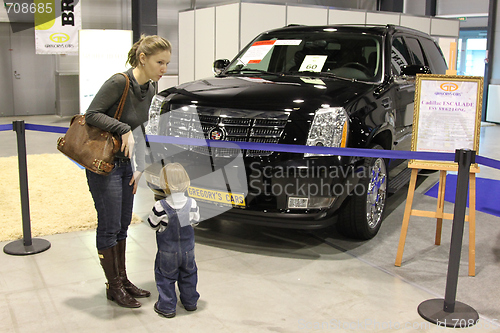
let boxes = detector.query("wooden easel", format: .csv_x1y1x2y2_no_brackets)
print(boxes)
395,161,479,277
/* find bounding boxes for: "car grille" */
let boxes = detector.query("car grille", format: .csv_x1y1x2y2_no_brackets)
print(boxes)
164,105,289,157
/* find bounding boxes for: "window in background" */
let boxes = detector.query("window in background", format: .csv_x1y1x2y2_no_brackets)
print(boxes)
457,30,487,76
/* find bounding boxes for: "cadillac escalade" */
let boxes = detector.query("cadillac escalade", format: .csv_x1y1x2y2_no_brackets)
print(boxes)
144,24,447,239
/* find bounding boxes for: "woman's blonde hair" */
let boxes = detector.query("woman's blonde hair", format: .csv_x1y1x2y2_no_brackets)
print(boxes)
127,35,172,68
159,163,191,195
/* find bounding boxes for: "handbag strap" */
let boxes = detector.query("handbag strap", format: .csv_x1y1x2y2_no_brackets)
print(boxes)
113,72,130,121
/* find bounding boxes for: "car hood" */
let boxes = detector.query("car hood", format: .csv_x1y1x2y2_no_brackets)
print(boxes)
163,75,376,112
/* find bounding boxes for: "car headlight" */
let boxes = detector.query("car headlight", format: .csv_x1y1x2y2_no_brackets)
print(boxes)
146,95,171,135
305,107,348,157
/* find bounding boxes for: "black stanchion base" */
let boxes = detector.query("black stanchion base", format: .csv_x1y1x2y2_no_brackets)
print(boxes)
418,298,479,328
3,238,51,256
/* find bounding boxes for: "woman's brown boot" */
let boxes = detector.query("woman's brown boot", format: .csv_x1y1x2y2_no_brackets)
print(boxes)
98,246,141,308
116,239,151,298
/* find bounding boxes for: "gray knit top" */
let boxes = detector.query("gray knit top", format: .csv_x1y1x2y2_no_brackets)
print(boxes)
85,68,155,171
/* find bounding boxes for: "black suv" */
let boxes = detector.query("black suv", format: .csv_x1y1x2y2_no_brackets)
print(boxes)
144,24,447,239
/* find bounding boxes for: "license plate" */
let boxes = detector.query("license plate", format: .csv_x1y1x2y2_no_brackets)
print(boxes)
187,186,245,207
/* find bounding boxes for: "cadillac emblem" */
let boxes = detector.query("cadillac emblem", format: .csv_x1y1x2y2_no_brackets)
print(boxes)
209,127,226,140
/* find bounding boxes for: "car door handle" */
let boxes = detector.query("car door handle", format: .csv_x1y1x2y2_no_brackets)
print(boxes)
381,97,392,109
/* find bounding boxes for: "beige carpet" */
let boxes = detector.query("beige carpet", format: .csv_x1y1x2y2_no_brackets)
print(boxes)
0,154,142,242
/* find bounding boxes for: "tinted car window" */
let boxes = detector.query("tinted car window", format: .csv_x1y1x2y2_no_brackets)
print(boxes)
405,37,426,66
419,37,448,73
391,36,412,75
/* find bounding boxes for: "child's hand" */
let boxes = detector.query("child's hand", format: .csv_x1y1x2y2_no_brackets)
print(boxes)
129,171,142,194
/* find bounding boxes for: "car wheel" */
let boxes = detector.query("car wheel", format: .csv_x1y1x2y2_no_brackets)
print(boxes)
337,144,387,240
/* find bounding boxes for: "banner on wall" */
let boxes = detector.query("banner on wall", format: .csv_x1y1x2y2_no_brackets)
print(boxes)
34,0,81,55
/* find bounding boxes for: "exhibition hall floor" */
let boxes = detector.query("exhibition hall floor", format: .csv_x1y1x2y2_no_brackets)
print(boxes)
1,116,500,333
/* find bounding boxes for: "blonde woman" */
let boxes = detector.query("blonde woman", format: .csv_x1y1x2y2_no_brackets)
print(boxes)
147,163,200,318
85,35,172,308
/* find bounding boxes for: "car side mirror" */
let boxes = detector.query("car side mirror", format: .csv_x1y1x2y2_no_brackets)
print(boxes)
400,65,431,76
213,59,230,75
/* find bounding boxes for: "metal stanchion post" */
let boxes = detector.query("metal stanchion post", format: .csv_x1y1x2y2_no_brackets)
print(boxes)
3,121,51,255
417,149,478,328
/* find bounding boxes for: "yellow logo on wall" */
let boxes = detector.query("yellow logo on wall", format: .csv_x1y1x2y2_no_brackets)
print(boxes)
440,82,459,92
50,33,70,43
34,0,56,30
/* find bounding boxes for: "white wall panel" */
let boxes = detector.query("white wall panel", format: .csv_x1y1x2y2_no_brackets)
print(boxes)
216,3,239,61
430,18,460,37
195,7,215,80
287,6,327,26
399,15,431,35
486,85,500,123
328,9,366,25
179,10,195,84
158,75,179,91
56,55,79,73
366,12,400,25
240,3,286,49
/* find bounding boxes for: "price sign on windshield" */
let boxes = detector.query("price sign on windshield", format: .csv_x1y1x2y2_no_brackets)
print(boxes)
298,55,327,72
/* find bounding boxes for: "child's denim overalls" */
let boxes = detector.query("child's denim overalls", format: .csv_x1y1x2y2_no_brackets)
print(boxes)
154,198,199,313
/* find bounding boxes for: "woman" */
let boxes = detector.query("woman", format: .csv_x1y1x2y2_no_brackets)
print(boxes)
85,35,172,308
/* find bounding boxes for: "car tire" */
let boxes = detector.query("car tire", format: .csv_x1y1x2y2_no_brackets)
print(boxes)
337,144,387,240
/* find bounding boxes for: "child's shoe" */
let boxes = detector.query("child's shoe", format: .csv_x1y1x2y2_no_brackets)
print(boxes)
184,304,197,311
154,302,176,318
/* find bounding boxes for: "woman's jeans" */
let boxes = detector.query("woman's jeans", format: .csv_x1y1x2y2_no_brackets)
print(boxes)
86,159,134,250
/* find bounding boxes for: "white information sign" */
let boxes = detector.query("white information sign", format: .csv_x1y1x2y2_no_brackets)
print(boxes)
412,74,483,166
240,40,275,65
79,30,132,114
274,39,302,46
298,55,327,72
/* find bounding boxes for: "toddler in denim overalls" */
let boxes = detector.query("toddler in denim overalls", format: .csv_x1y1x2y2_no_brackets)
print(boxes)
147,163,200,318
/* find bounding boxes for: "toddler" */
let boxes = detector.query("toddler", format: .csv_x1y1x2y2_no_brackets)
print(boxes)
147,162,200,318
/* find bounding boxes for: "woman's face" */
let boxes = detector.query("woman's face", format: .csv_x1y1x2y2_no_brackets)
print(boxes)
140,50,171,82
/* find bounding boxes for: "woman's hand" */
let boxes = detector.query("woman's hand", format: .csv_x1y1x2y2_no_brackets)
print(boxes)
121,131,135,159
129,171,142,194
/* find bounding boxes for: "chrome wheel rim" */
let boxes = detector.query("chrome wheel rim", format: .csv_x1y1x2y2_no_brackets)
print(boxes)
366,158,387,229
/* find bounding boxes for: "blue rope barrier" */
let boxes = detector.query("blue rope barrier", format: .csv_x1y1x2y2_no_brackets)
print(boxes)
0,124,13,131
146,134,457,162
476,155,500,170
24,123,68,134
9,122,500,171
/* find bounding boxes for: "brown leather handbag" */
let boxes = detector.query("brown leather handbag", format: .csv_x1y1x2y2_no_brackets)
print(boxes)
57,73,130,175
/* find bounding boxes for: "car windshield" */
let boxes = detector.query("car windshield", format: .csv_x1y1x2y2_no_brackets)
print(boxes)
225,29,383,82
